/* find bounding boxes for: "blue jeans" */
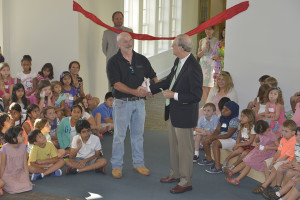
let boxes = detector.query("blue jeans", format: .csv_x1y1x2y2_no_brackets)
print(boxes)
111,99,146,169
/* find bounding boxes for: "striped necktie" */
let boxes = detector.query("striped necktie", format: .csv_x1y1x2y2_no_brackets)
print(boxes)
166,61,181,106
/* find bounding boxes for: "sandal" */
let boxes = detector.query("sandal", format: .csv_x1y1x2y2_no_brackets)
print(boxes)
223,167,233,177
225,177,239,185
252,184,265,194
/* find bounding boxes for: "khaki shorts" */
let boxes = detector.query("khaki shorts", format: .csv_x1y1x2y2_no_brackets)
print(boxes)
264,157,288,171
219,138,236,150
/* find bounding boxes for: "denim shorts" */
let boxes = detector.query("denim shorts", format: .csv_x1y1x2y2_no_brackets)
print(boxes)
75,157,100,165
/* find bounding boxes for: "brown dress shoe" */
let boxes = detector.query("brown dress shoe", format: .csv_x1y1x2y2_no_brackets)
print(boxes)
170,185,192,194
160,176,180,183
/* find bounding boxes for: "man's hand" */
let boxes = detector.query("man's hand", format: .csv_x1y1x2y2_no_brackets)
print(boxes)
162,90,175,99
136,86,148,97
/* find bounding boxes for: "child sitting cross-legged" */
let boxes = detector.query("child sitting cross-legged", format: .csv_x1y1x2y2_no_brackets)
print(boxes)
65,120,107,175
262,125,300,200
222,109,256,171
225,120,278,186
193,103,219,162
252,119,297,194
28,129,65,181
198,101,240,174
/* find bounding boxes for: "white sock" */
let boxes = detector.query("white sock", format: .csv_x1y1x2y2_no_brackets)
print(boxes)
195,151,199,156
41,173,44,178
276,191,280,197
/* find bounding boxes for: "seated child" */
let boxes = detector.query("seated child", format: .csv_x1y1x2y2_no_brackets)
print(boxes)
265,77,278,88
198,101,240,174
28,129,65,181
262,126,300,200
223,109,256,170
247,84,270,119
292,102,300,126
51,81,67,119
22,104,40,147
0,126,32,194
0,113,12,149
92,92,114,129
225,120,278,185
259,75,270,85
57,105,82,154
9,103,26,127
29,80,55,112
252,120,297,194
11,83,28,114
43,106,60,148
290,91,300,113
60,71,78,111
65,120,107,175
263,87,285,134
34,118,65,158
193,103,218,162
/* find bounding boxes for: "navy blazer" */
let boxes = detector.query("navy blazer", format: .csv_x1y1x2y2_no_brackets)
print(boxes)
150,54,203,128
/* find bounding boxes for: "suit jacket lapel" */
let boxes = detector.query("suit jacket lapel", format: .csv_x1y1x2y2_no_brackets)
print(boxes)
172,55,190,89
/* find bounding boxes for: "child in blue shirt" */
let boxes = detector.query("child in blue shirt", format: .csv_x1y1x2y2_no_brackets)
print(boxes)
92,92,114,129
194,103,219,162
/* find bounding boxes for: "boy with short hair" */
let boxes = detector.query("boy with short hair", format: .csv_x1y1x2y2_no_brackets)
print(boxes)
92,92,114,129
193,103,218,162
253,120,297,194
28,129,65,181
65,120,107,175
259,75,270,85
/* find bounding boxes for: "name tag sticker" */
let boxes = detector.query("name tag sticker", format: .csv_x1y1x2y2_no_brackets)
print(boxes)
269,108,275,112
4,85,8,89
221,123,227,128
69,96,74,100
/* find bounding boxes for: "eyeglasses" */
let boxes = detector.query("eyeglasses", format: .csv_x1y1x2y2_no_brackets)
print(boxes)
129,66,135,75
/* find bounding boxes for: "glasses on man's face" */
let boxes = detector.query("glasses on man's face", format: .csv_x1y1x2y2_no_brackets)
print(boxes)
129,66,135,75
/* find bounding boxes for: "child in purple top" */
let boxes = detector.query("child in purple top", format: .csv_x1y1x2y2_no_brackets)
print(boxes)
225,120,278,185
60,71,78,110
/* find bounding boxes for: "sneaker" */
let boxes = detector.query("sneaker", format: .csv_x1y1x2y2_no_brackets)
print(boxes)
0,188,3,196
51,169,62,177
262,189,280,200
197,159,214,166
66,167,78,175
272,186,281,192
95,167,106,174
31,173,43,181
193,155,199,162
205,167,222,174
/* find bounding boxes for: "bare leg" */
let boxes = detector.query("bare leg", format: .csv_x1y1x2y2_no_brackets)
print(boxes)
290,96,297,112
194,134,201,152
212,140,222,170
232,150,249,168
282,170,298,186
78,158,107,173
231,162,246,175
262,167,277,188
223,147,244,165
276,165,287,186
283,187,300,200
203,136,214,161
264,161,270,180
43,159,65,176
235,166,251,182
0,179,5,188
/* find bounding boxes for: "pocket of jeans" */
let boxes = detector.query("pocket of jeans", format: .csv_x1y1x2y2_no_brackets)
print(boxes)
114,99,124,108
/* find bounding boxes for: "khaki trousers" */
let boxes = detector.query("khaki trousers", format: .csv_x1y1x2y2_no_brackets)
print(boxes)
168,119,194,187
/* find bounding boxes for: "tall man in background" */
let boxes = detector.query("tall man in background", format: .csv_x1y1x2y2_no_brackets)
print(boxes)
102,11,133,63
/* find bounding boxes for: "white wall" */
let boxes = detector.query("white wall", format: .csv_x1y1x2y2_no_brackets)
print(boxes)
2,0,78,81
225,0,300,111
78,0,123,100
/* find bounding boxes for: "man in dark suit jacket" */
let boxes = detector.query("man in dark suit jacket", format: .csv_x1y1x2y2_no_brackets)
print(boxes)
149,34,203,194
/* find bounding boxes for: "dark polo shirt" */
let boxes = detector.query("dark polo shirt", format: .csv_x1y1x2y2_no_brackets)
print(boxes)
107,50,156,99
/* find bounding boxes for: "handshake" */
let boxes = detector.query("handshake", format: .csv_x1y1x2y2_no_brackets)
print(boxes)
135,86,175,99
136,86,153,98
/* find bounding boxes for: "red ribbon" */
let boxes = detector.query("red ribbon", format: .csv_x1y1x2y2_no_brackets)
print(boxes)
73,1,249,40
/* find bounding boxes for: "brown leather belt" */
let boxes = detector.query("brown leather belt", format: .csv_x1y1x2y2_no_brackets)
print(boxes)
117,97,146,101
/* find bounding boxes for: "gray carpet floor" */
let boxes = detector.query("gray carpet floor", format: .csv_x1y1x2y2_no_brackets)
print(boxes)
2,130,265,200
